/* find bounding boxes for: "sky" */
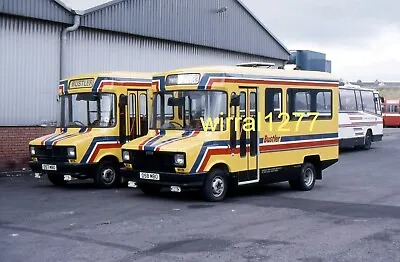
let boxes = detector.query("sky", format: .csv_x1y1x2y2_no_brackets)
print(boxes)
61,0,400,81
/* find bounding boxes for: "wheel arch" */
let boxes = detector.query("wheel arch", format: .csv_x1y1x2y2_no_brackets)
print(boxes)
303,155,321,180
209,163,230,173
98,155,122,167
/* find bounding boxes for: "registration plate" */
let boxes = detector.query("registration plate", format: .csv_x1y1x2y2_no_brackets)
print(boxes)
42,164,57,171
139,172,160,181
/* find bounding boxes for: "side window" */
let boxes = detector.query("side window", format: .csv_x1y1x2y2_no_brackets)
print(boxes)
373,93,381,114
157,93,174,120
139,94,148,136
294,91,311,112
355,91,363,111
288,88,332,120
339,89,357,111
360,90,376,114
239,91,246,118
265,88,282,121
129,93,136,138
250,92,256,118
316,90,332,118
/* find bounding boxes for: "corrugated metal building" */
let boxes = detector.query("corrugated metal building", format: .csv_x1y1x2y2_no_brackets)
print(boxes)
1,0,290,126
0,0,290,169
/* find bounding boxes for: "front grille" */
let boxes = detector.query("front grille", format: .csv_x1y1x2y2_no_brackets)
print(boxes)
129,150,176,173
35,146,69,162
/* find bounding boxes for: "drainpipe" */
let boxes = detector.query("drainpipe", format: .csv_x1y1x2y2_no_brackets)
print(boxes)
60,13,81,80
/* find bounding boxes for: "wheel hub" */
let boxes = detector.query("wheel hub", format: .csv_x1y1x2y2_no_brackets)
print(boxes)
303,168,314,187
212,176,224,197
102,168,115,184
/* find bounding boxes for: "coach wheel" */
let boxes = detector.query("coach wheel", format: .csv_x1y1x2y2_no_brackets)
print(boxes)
362,130,372,150
289,162,316,191
202,168,228,202
47,174,68,186
94,160,120,188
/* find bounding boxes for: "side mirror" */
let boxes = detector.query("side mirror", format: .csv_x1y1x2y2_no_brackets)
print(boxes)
119,94,128,107
230,94,240,107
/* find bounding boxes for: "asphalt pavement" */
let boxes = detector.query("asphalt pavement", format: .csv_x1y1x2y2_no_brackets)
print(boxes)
1,128,400,262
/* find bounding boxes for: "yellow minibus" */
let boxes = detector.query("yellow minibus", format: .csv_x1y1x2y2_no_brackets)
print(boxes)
29,72,152,188
120,65,339,201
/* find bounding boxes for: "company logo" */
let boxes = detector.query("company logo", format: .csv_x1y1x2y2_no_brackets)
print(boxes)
69,78,95,89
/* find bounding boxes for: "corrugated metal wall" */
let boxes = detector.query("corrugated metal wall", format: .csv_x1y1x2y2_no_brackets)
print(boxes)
0,0,72,24
65,28,282,77
1,16,282,126
81,0,289,60
0,16,62,126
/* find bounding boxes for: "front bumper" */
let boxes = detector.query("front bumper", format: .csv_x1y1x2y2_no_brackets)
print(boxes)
120,168,206,188
29,161,97,177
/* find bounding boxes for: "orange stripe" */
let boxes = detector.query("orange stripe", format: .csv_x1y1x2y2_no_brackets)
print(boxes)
155,131,200,152
88,143,121,163
138,130,159,150
198,139,338,172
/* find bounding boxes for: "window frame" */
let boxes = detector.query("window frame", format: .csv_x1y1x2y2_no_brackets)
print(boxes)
339,88,358,112
265,88,283,122
287,88,333,121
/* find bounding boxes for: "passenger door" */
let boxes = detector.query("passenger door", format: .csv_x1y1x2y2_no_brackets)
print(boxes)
128,90,148,140
238,87,259,184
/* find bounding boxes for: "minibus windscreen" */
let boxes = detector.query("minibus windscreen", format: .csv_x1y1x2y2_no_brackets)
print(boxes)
59,93,116,128
150,91,227,131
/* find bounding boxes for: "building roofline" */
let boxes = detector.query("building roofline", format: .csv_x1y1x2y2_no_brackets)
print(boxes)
81,0,291,56
235,0,291,56
53,0,84,15
82,0,125,14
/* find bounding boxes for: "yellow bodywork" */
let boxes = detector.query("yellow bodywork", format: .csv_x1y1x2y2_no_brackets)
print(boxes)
122,65,339,179
29,71,153,167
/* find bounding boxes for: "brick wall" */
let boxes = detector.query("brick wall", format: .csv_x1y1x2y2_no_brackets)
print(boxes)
0,126,56,172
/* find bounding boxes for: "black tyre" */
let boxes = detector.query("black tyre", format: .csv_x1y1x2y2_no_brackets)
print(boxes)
289,162,316,191
48,174,68,186
94,160,120,189
361,130,372,150
140,184,162,195
201,168,228,202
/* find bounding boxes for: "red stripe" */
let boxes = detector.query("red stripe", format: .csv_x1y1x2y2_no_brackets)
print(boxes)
206,78,338,90
88,143,121,163
199,148,238,172
153,81,160,92
155,131,200,152
41,133,57,145
52,128,92,146
198,139,338,172
340,122,382,127
138,130,160,150
260,139,338,152
349,117,363,120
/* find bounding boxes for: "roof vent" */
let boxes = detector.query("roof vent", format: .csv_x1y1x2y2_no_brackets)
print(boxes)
236,62,275,68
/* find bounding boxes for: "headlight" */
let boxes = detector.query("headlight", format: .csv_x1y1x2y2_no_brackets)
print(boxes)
30,146,36,156
122,151,130,161
174,153,185,167
67,147,76,159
